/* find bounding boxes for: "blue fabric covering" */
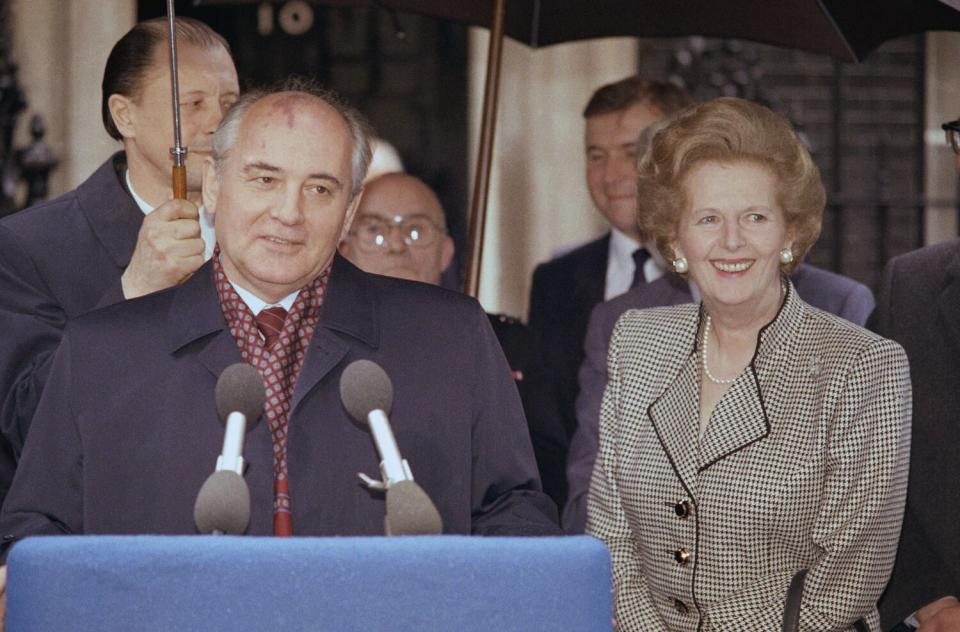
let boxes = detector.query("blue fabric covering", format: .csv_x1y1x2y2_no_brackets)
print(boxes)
7,535,612,631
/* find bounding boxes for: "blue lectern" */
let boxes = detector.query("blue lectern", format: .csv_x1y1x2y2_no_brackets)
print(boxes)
7,535,612,631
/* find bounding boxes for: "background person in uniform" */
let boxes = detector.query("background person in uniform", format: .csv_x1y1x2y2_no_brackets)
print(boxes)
587,97,910,630
0,17,239,505
339,172,568,507
874,116,960,632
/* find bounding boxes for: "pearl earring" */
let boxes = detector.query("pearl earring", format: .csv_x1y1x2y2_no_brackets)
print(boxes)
673,257,689,274
779,248,794,265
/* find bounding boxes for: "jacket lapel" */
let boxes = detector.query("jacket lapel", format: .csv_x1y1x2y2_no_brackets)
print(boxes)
697,371,769,471
290,255,379,414
573,233,610,310
938,251,960,356
77,153,143,269
647,354,702,496
164,261,243,378
698,281,803,471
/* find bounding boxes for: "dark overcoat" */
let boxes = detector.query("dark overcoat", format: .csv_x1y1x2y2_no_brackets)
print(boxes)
874,239,960,628
0,255,559,546
0,154,137,500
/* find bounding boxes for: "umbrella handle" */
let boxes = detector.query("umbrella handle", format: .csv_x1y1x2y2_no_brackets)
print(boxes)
172,164,187,200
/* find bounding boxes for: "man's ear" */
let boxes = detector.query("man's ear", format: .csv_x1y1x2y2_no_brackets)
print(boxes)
440,235,455,271
201,156,219,217
339,187,364,242
108,94,137,139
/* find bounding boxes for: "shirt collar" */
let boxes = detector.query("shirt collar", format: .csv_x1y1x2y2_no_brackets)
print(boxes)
608,226,640,265
125,170,153,215
231,281,299,315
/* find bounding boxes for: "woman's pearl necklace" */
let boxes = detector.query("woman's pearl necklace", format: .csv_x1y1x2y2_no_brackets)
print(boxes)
702,315,738,385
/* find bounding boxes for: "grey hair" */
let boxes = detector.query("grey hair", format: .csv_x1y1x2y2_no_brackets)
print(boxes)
211,78,373,199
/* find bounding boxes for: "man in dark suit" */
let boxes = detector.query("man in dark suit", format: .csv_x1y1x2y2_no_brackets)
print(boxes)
874,135,960,628
563,264,876,533
0,85,558,552
0,18,239,503
527,77,694,451
339,173,568,508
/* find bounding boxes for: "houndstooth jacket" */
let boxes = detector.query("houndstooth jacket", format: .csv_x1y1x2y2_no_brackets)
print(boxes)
586,281,911,632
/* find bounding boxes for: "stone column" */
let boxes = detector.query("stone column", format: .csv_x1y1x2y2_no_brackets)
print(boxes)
468,31,637,317
11,0,135,198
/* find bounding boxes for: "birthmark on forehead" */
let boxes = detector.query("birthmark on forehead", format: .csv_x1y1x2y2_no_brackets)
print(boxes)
267,95,305,129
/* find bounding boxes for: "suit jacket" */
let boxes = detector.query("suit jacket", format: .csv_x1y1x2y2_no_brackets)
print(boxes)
587,283,911,631
874,240,960,628
563,264,876,533
528,233,609,441
0,153,137,502
0,255,559,548
587,286,910,632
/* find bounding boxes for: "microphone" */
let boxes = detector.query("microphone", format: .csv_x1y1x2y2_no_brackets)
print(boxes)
384,480,443,536
340,359,410,486
339,359,443,535
194,470,251,535
193,363,263,535
214,363,265,475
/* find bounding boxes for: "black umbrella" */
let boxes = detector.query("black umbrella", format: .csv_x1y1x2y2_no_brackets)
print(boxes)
195,0,960,295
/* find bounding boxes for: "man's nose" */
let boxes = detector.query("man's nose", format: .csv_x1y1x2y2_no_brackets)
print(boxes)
385,225,409,253
204,101,228,136
604,155,633,184
272,187,304,225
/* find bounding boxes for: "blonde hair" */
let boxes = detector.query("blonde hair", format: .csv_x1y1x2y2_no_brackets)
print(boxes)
636,97,824,273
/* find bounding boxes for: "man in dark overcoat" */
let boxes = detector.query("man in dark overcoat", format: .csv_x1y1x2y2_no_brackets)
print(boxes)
0,18,239,504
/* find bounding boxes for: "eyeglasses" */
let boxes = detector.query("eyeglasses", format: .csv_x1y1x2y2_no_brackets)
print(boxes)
942,120,960,155
347,214,444,253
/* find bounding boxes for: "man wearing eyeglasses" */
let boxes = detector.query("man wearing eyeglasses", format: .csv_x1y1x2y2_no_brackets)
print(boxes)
339,173,568,508
874,119,960,632
339,173,454,285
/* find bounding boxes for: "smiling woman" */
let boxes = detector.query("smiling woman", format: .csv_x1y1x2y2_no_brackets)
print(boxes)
586,97,912,631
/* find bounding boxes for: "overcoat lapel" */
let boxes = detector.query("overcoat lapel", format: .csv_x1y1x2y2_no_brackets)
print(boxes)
77,153,143,269
291,255,380,414
938,251,960,356
164,261,243,379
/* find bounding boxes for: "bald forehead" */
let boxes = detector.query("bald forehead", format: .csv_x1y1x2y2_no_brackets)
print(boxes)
244,92,349,136
360,174,444,224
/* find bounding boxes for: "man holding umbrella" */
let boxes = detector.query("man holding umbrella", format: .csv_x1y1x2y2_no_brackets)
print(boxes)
0,17,239,505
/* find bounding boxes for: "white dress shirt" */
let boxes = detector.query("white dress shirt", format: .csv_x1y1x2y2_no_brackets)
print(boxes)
231,283,298,316
603,227,666,300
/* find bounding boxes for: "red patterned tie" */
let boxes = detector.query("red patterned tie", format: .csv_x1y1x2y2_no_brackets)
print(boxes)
253,306,294,536
214,250,328,538
256,307,287,350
